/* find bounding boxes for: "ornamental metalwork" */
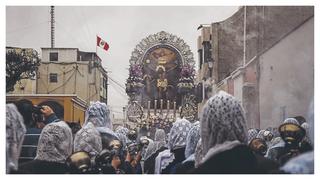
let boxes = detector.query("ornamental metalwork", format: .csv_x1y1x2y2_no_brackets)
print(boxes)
129,31,195,67
180,95,198,122
126,101,143,123
125,64,144,100
126,31,197,132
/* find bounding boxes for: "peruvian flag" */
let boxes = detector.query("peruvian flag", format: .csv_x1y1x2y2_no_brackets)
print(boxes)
97,36,109,51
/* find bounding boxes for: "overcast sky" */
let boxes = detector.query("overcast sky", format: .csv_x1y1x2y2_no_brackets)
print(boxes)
6,6,239,118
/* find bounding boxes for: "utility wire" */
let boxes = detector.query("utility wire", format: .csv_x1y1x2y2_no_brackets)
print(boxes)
108,80,128,99
109,84,128,101
108,73,127,85
108,75,125,89
47,68,76,93
108,76,126,90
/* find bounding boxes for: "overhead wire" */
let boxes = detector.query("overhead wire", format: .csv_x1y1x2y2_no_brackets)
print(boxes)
108,72,127,83
108,80,128,99
108,75,126,90
47,68,77,93
107,80,129,113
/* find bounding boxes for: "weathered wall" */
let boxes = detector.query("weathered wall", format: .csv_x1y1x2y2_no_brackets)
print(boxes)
37,62,102,105
245,6,314,63
233,72,243,102
259,17,314,128
210,6,314,129
243,60,260,128
216,9,244,82
212,6,314,83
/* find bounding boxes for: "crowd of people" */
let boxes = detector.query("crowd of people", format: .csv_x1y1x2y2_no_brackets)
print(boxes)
6,91,314,174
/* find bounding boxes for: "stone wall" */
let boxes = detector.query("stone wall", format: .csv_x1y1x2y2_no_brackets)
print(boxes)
215,9,244,82
259,17,314,128
212,6,314,83
245,6,314,63
210,6,314,129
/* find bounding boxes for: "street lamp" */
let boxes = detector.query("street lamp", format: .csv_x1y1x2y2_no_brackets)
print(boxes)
197,24,211,30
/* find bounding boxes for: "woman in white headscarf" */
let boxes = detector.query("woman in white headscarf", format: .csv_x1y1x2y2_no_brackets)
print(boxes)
280,100,314,174
175,122,200,173
115,127,129,152
265,136,285,162
73,122,102,158
277,117,308,165
115,126,129,136
184,121,200,159
84,101,118,149
6,104,26,174
143,129,167,174
115,132,129,149
84,102,112,128
247,128,259,144
299,122,313,153
18,121,73,174
192,91,278,174
84,102,137,173
194,139,203,168
161,118,191,174
255,129,274,148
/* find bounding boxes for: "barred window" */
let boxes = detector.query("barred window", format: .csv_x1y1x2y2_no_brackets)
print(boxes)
49,52,58,61
49,73,58,83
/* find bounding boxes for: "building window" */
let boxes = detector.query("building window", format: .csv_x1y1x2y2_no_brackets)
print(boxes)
49,73,58,83
103,78,107,88
49,52,58,61
198,49,203,70
203,41,212,63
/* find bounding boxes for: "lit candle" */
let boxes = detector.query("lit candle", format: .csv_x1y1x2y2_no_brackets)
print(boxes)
160,99,163,114
154,99,157,115
147,101,151,116
173,101,176,118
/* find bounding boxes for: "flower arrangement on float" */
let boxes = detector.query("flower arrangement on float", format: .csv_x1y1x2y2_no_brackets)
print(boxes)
125,64,144,95
177,64,195,93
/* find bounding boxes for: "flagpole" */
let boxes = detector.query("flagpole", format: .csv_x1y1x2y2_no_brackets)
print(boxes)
96,34,98,57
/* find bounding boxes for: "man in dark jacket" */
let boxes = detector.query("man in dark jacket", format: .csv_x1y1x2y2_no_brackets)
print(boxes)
16,99,60,164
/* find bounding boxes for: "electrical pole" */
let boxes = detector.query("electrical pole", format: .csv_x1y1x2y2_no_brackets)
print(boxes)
50,6,55,48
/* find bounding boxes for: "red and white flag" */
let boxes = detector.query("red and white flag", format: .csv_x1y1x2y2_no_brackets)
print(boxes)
97,36,109,51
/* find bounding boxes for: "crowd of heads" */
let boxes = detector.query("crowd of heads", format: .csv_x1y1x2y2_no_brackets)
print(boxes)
6,91,314,174
247,116,313,166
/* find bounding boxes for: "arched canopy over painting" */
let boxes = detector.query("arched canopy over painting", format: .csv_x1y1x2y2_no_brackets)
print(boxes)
126,31,197,126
